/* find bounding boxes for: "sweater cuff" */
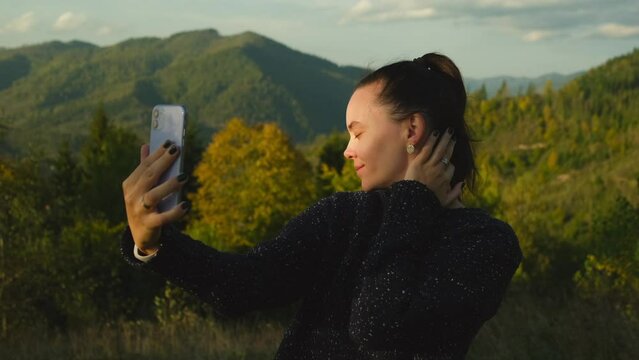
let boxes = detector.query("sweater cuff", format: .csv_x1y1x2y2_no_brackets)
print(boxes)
133,244,157,262
120,224,181,268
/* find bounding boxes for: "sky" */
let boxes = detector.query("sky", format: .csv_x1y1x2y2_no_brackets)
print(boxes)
0,0,637,78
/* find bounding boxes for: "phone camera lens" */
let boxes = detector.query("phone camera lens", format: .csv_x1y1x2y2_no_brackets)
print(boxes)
152,109,160,128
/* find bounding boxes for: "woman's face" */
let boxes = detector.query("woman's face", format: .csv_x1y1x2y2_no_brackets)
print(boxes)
343,82,411,191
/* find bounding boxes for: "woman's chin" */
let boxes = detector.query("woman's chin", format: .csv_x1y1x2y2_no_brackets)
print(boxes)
361,180,379,192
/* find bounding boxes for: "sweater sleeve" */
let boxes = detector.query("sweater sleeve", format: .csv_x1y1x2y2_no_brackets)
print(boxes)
120,196,335,318
348,180,522,352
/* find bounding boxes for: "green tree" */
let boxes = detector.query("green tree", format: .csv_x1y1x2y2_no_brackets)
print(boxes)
314,131,350,197
496,80,510,99
473,84,488,101
188,118,317,252
318,159,361,194
80,104,140,223
0,152,59,333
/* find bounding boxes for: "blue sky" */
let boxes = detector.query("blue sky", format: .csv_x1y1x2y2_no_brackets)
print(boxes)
0,0,637,78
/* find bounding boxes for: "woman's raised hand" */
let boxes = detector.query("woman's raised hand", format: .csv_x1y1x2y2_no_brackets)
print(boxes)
404,128,464,209
121,140,190,255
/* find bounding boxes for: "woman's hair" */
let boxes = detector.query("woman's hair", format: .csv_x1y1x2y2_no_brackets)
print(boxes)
356,52,478,193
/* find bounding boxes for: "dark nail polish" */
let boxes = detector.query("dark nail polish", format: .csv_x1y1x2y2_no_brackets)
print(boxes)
452,135,457,142
169,145,177,155
447,127,454,135
461,182,466,191
181,201,191,211
163,139,172,148
433,130,440,137
177,173,188,182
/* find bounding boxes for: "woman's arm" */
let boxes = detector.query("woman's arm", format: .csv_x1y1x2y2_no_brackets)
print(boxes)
348,180,522,351
121,195,337,318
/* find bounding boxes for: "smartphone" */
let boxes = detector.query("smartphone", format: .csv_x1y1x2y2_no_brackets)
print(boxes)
149,104,187,213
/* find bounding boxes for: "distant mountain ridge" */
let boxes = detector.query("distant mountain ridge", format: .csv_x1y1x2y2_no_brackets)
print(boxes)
465,72,583,97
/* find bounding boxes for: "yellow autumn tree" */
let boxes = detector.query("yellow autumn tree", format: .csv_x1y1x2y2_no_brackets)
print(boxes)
187,118,317,252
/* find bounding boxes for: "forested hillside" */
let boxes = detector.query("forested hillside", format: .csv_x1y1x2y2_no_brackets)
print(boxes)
0,29,364,156
465,47,639,300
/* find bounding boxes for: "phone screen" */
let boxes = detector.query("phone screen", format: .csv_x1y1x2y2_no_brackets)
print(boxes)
149,105,187,213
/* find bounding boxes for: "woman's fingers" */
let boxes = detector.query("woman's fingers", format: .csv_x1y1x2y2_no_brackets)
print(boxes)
142,173,188,210
428,128,455,166
134,144,181,192
414,129,439,162
444,163,455,182
443,181,464,207
140,144,150,162
445,135,456,161
126,140,172,187
144,201,191,228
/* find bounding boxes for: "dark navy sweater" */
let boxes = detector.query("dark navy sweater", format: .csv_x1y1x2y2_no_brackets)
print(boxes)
121,180,523,359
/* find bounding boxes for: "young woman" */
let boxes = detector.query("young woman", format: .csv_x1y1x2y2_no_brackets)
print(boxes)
120,53,523,359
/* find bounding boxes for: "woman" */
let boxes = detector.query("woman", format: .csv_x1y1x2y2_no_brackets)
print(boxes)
121,53,523,359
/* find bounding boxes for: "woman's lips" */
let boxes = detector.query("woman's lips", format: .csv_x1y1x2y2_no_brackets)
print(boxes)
356,165,365,172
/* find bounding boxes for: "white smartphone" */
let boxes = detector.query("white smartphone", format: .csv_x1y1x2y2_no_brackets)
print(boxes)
149,104,187,213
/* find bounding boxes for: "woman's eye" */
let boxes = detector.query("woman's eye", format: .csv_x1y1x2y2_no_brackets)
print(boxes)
355,133,362,139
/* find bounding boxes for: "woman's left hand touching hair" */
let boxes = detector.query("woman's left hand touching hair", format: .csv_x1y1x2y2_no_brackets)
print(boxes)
404,127,464,209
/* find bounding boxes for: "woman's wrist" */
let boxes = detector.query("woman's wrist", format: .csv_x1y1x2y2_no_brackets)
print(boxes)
137,246,159,256
131,226,162,256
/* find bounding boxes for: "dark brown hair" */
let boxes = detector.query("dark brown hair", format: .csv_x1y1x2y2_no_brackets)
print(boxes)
356,52,478,193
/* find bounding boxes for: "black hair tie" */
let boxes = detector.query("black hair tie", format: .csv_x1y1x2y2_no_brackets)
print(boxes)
412,57,432,71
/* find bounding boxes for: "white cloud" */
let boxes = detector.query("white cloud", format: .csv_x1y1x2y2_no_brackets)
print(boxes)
339,0,639,43
53,12,87,31
342,0,435,23
523,30,555,42
597,23,639,38
477,0,562,9
97,26,112,36
351,0,373,15
1,12,35,33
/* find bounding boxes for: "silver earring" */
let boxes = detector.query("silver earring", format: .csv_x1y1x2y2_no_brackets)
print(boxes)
406,144,415,154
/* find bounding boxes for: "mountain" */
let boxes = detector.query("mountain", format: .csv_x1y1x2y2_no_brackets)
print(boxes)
464,72,583,97
475,47,639,211
0,29,365,156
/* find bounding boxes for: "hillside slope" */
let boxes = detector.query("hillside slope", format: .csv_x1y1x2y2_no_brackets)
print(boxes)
0,29,364,155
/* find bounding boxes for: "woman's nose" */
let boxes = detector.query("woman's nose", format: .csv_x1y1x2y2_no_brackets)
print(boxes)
343,146,354,160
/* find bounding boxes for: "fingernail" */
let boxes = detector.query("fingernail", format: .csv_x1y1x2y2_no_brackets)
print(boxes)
169,145,177,155
163,139,172,148
433,130,440,137
447,127,454,135
181,201,191,211
177,173,188,182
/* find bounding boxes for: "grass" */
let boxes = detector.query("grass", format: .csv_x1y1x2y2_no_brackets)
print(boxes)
0,315,286,360
467,287,639,360
1,289,637,359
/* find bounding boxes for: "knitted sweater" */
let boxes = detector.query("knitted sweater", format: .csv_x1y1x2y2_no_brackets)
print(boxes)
121,180,523,359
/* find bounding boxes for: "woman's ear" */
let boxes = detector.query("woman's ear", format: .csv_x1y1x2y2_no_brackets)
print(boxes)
406,113,428,147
